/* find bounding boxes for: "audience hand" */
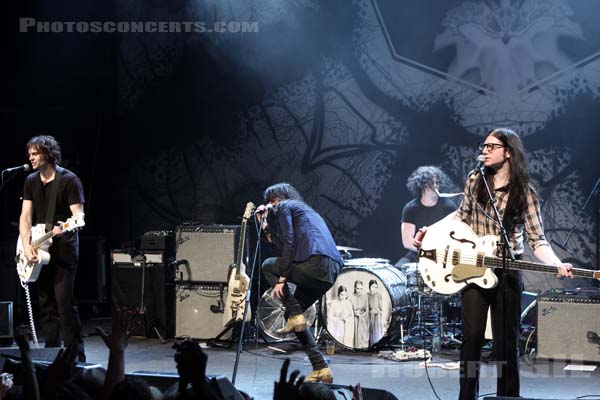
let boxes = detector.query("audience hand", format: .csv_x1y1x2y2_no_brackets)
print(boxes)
96,307,134,353
173,339,208,392
273,358,304,400
14,325,32,355
350,383,363,400
0,373,14,399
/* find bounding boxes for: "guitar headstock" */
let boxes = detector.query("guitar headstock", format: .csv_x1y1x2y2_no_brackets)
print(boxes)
62,213,86,232
242,202,255,222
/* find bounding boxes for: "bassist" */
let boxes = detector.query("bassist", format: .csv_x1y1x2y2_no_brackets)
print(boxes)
18,135,86,362
452,128,573,400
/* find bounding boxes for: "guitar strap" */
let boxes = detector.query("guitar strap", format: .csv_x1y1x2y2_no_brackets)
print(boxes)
44,166,64,233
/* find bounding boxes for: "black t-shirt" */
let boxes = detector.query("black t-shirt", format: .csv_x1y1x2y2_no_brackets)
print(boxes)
401,197,457,254
23,168,85,250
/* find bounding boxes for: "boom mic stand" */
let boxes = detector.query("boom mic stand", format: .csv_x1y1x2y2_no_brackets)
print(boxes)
552,177,600,267
231,213,266,385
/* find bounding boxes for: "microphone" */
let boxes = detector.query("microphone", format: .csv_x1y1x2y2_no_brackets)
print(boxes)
3,164,31,173
468,155,485,180
254,203,273,215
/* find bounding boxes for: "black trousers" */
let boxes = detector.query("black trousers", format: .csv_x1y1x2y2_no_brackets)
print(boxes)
262,255,341,370
459,270,522,400
36,244,85,361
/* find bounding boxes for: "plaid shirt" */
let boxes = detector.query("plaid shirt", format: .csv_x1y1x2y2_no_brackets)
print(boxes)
456,178,550,255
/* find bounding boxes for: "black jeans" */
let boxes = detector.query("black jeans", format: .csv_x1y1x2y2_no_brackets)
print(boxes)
37,256,85,361
262,255,341,370
459,270,522,400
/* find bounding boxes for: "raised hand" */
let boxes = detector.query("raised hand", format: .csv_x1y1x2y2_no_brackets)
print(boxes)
0,373,14,399
273,358,304,400
96,307,134,353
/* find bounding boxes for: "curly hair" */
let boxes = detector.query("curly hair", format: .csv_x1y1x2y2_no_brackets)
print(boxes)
263,182,303,202
475,127,532,230
27,135,62,166
406,166,451,197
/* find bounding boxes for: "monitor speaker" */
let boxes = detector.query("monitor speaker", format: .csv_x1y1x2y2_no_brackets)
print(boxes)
536,291,600,362
174,225,240,283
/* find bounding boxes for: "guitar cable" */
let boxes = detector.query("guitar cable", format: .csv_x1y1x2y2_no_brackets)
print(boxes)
20,282,40,347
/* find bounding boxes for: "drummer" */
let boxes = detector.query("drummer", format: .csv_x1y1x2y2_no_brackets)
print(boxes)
394,166,457,269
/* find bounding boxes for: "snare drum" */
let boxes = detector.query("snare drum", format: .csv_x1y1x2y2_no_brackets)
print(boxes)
321,264,410,350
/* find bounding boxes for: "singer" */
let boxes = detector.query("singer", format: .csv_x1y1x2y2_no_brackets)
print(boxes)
257,183,343,383
393,166,457,269
418,128,574,400
18,135,86,362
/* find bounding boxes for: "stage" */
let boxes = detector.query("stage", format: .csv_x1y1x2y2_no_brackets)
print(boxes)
4,317,597,400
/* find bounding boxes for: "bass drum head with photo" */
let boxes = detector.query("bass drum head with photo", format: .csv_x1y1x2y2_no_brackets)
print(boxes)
321,264,408,350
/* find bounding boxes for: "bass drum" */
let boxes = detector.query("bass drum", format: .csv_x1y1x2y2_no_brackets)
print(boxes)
321,264,410,350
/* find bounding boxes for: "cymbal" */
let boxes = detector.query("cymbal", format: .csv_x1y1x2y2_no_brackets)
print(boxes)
336,246,363,252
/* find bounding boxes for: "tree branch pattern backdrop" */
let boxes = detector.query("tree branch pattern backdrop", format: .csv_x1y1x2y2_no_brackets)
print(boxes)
117,0,600,293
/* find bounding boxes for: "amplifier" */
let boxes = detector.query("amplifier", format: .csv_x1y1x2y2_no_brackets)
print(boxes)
536,290,600,362
110,250,174,339
175,282,230,340
0,301,13,345
174,224,240,283
111,250,164,265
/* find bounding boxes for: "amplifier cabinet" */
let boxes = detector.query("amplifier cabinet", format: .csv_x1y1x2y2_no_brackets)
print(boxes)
175,283,230,340
536,291,600,362
174,225,240,283
110,250,174,339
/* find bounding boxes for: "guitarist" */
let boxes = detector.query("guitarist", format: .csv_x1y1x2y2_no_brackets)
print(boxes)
257,183,343,384
415,128,574,400
18,135,86,362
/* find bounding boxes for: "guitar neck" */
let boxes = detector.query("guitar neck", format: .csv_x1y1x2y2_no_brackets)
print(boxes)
233,222,248,279
484,256,597,279
32,231,55,249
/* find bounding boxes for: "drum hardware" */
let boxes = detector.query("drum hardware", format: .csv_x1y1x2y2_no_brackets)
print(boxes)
402,263,463,350
256,284,318,343
336,246,363,260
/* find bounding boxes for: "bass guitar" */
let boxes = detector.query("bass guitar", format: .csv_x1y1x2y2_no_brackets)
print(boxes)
16,214,85,283
418,219,599,295
223,202,255,324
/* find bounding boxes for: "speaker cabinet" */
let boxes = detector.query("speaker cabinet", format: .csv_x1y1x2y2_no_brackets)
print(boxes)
110,250,174,339
174,225,239,283
175,283,230,340
537,291,600,362
0,301,13,346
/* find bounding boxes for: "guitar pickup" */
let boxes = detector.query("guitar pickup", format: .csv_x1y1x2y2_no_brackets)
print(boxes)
452,249,461,265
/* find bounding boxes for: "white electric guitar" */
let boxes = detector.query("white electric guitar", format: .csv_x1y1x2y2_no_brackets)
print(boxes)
16,214,85,283
223,202,255,324
418,219,600,295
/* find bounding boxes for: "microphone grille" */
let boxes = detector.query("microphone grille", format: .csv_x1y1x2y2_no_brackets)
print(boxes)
23,164,31,171
476,155,485,162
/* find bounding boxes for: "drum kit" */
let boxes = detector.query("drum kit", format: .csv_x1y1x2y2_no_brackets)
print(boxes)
256,246,462,351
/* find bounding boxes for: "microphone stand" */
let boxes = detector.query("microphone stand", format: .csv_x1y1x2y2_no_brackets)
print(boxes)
553,177,600,260
231,212,266,385
478,165,515,386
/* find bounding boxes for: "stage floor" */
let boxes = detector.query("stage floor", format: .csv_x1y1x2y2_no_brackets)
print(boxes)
87,318,600,400
3,318,600,400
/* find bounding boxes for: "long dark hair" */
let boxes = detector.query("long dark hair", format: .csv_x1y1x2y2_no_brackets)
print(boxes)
475,127,531,228
27,135,62,166
263,183,303,202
